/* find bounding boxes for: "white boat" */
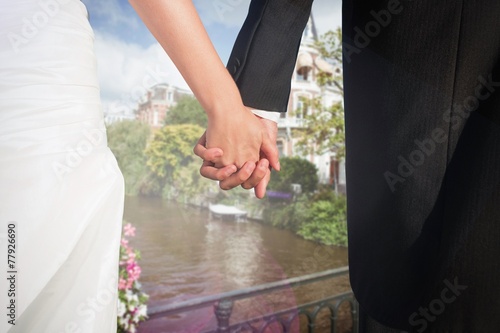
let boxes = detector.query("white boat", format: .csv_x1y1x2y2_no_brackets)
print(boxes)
208,204,247,222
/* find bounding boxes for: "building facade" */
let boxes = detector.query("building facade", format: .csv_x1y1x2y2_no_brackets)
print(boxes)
103,107,136,125
136,83,192,129
278,15,346,191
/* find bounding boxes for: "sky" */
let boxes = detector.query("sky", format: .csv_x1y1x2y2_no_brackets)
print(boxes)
81,0,342,114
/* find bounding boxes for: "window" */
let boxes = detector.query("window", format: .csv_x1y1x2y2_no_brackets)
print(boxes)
297,100,304,117
296,97,309,118
296,67,310,81
296,53,313,81
153,88,166,100
277,140,284,157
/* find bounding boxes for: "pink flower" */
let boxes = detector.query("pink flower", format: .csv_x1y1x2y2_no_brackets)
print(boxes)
117,223,149,333
127,262,142,282
127,252,136,264
126,262,136,272
118,278,127,290
124,223,136,237
126,278,134,290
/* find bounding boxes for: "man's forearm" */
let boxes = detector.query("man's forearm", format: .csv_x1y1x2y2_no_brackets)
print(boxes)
227,0,314,112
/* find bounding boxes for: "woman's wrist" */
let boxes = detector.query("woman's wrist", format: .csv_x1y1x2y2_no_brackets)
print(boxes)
203,84,248,122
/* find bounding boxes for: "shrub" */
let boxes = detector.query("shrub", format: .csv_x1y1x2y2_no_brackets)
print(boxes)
298,195,348,246
268,157,318,193
263,196,309,232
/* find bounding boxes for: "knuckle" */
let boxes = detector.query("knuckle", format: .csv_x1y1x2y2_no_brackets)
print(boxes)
238,171,250,182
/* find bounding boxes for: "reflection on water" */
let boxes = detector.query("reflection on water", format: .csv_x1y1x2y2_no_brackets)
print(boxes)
124,196,349,332
205,220,263,288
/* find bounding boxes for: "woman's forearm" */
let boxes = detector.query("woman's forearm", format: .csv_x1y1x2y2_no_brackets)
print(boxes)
129,0,242,119
130,0,280,177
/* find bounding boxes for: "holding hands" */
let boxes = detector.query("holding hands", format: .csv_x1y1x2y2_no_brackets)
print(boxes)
195,107,280,199
129,0,279,198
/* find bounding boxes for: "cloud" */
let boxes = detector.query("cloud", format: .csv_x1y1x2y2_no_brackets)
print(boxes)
312,0,342,35
93,32,189,114
194,0,340,34
90,0,341,115
84,0,138,29
194,0,341,33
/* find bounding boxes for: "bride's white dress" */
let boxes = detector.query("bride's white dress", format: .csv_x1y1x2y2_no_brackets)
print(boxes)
0,0,124,332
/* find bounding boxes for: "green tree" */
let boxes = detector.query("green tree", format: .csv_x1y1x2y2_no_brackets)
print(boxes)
293,99,345,159
145,124,204,195
106,120,151,195
298,195,348,246
293,28,345,159
165,159,215,201
165,95,207,127
314,27,343,93
268,157,318,193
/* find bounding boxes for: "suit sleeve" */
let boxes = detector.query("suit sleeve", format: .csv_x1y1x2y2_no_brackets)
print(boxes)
226,0,313,112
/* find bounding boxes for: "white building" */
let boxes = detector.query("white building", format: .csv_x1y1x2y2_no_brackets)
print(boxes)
278,15,346,192
103,107,136,125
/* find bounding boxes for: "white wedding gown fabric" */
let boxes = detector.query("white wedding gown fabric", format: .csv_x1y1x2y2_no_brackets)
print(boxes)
0,0,124,332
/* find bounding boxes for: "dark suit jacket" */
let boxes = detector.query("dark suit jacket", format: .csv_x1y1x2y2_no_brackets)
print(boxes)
228,0,500,332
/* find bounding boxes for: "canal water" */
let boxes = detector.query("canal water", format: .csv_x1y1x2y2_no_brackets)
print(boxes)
124,196,351,333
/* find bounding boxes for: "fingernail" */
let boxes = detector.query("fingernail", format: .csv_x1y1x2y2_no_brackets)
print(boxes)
277,161,281,171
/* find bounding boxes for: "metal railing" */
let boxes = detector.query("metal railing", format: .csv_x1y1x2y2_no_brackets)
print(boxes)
148,266,358,333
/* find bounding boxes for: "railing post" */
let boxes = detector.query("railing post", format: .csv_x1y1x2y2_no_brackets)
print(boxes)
214,298,234,332
352,299,359,333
